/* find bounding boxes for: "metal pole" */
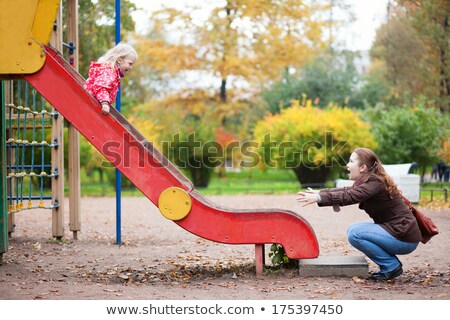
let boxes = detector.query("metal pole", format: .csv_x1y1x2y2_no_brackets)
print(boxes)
115,0,122,246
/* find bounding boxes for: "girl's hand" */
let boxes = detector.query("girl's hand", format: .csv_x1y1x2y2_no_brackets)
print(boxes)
101,103,110,114
296,188,319,207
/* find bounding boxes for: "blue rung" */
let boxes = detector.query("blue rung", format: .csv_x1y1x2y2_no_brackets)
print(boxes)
6,144,56,148
7,196,52,201
7,165,52,169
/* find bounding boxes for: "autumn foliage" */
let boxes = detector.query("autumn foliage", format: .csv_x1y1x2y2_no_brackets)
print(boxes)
253,98,377,185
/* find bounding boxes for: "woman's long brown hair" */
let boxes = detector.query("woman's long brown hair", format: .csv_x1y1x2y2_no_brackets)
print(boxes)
354,148,400,198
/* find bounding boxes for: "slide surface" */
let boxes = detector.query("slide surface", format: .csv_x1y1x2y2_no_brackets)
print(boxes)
24,46,319,259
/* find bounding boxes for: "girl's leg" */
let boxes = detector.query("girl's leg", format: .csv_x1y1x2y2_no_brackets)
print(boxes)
347,222,418,273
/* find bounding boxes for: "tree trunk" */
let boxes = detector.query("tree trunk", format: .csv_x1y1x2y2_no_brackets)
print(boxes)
292,165,332,187
438,17,449,112
189,162,213,188
220,78,227,103
219,4,231,104
439,47,449,113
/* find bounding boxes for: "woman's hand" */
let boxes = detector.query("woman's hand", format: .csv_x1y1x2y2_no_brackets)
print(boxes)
297,188,319,207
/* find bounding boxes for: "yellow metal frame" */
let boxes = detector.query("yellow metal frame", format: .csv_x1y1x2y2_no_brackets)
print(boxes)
0,0,60,75
158,187,192,221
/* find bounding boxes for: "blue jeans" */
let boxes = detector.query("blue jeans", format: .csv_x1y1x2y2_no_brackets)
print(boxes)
347,222,419,273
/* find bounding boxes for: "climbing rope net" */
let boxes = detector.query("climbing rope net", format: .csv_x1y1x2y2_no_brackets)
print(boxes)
4,80,60,214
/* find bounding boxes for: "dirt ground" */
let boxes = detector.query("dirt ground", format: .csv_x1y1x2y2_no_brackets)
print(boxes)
0,195,449,300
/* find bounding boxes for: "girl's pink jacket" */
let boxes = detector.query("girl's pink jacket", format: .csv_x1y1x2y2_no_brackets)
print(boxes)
84,62,121,105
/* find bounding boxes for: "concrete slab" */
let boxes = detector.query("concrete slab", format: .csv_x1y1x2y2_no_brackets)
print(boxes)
298,255,368,278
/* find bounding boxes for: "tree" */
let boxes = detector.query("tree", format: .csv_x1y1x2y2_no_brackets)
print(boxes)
128,1,358,185
398,0,450,112
438,139,450,163
253,98,377,185
371,17,430,103
133,90,262,187
261,50,362,113
136,0,332,103
372,0,450,111
364,98,449,180
77,0,136,76
351,60,392,108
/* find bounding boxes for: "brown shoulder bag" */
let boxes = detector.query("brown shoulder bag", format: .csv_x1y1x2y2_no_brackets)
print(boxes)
401,195,439,244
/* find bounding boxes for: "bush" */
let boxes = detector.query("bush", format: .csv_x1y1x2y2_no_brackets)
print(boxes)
253,98,377,185
364,99,449,176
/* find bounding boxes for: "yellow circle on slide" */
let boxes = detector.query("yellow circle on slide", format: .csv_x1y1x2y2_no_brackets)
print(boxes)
158,187,192,221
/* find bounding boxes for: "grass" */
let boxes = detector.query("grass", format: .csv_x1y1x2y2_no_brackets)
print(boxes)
419,184,449,208
199,169,302,195
70,168,304,197
14,168,449,201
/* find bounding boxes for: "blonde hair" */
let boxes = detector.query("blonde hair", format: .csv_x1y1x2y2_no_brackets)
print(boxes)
97,42,138,67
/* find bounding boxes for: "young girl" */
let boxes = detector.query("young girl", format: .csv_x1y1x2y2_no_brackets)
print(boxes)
84,42,137,114
297,148,421,280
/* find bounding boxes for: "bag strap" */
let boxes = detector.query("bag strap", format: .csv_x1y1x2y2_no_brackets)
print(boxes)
401,194,414,209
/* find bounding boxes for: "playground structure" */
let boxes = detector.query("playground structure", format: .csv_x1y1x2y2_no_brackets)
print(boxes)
0,1,319,274
1,0,81,263
2,80,63,235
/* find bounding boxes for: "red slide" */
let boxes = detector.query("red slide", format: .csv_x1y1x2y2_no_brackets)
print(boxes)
24,46,319,262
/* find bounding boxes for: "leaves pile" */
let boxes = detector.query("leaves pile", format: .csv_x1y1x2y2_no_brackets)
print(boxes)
418,199,450,210
83,258,257,285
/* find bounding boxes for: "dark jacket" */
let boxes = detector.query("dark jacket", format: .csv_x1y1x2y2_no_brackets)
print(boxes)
318,175,421,243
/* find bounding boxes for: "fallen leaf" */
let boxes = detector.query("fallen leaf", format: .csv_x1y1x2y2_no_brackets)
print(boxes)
352,276,367,284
